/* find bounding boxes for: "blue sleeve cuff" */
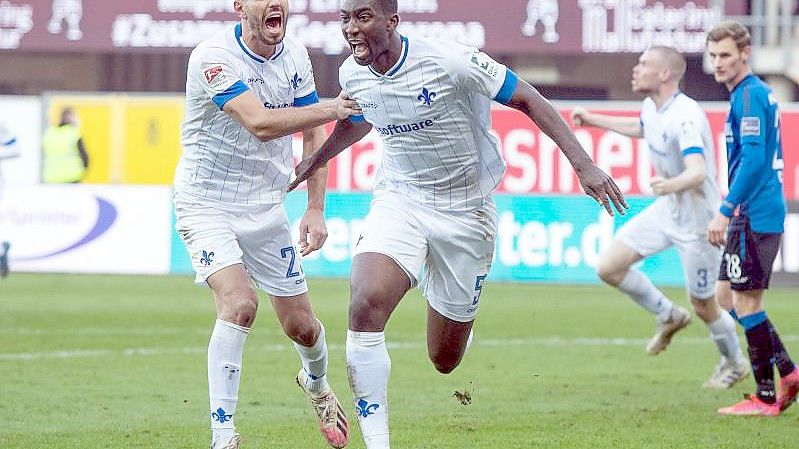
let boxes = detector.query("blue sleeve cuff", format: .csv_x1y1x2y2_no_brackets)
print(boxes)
494,69,519,105
213,80,249,110
681,146,704,156
350,114,366,123
720,202,735,217
293,91,320,107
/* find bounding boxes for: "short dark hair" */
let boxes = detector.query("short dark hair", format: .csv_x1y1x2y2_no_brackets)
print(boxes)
376,0,397,14
707,20,751,51
649,46,686,81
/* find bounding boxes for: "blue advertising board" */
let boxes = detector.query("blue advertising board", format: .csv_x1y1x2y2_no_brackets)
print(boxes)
170,192,685,286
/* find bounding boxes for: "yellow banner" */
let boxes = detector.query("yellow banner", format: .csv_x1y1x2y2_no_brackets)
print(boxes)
46,94,184,185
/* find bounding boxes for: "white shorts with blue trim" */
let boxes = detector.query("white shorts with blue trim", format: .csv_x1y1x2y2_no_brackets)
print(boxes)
354,191,497,322
174,195,307,297
616,198,720,299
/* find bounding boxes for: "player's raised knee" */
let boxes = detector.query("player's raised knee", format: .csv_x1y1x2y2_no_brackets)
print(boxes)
596,260,623,286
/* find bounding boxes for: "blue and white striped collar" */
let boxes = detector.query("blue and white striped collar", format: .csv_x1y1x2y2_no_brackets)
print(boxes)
368,35,409,78
234,23,284,63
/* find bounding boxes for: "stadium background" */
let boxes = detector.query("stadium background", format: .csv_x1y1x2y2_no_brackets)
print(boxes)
2,2,799,448
1,0,797,285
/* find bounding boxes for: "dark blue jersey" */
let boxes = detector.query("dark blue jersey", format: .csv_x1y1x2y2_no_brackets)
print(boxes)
722,73,786,233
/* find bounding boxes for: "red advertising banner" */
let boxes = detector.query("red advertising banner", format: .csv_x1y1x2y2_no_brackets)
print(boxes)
0,0,746,54
305,104,799,201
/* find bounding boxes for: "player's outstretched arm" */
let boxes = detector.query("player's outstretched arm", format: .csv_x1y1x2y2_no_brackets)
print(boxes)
297,124,330,256
287,117,373,192
571,106,643,138
506,81,628,216
223,90,360,141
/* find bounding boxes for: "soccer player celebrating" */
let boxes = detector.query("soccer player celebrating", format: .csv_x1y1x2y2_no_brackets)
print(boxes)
288,1,626,447
706,20,799,416
571,46,749,388
173,1,358,447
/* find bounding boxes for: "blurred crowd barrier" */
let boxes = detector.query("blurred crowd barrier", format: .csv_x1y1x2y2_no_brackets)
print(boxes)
0,93,797,285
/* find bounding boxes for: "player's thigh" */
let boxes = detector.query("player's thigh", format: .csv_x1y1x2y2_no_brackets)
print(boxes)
422,199,497,324
715,279,733,310
597,238,643,277
350,253,412,331
353,192,427,286
174,199,245,284
236,203,308,297
614,201,672,258
676,238,721,300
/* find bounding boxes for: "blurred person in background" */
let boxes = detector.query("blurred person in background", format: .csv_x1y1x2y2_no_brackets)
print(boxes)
571,46,748,389
172,0,359,448
706,20,799,417
288,1,626,448
42,106,89,183
0,119,18,278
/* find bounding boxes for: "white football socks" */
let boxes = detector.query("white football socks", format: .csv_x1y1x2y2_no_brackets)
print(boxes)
708,312,745,362
208,319,249,441
618,268,673,321
347,330,391,449
294,318,330,395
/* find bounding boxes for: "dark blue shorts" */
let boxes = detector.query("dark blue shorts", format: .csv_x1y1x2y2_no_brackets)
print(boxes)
718,215,782,291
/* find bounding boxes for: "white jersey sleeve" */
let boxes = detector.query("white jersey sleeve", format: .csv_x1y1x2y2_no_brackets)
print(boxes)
446,46,516,104
675,113,706,156
190,45,249,110
0,121,19,160
293,47,318,106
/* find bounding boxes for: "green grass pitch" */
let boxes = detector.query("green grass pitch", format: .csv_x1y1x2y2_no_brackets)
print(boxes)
1,274,797,448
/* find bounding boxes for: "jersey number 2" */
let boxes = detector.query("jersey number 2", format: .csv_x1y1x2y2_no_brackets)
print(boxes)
280,246,301,278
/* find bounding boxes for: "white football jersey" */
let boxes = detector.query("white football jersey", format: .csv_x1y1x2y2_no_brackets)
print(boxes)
0,120,18,161
340,36,517,212
175,23,319,206
640,93,719,233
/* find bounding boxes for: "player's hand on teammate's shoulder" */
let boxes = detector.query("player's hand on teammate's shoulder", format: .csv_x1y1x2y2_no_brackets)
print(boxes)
576,163,629,216
570,106,589,127
331,90,362,120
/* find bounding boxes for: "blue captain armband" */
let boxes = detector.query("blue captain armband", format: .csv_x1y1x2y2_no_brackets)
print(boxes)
494,69,519,105
213,80,249,110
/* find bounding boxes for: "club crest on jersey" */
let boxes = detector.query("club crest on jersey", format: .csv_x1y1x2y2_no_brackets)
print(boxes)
204,66,223,84
291,73,302,89
417,87,437,106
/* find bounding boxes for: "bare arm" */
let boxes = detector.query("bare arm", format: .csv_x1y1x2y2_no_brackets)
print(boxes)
223,90,359,141
506,80,628,215
570,106,643,138
650,153,706,195
297,124,330,256
287,118,373,192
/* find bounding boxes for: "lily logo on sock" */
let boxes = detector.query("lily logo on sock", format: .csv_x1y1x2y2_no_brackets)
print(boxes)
356,399,379,417
211,407,232,423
